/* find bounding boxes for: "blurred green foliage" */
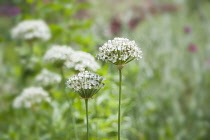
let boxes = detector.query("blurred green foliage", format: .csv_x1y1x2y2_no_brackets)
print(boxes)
0,0,210,140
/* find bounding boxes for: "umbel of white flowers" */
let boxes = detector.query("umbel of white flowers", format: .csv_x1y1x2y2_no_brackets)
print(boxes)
65,51,100,72
35,69,61,87
43,45,74,67
97,37,143,67
66,71,105,99
43,45,100,71
13,87,51,108
11,20,51,41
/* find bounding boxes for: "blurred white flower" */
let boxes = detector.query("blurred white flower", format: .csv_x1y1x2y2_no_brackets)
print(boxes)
43,45,74,66
35,69,61,87
97,37,143,65
13,87,51,109
11,20,51,41
65,51,100,72
66,71,105,99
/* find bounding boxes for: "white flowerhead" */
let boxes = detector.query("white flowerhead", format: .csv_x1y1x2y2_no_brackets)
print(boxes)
66,71,105,99
11,20,51,41
97,37,142,66
35,69,61,87
13,87,51,109
43,45,74,67
65,51,100,72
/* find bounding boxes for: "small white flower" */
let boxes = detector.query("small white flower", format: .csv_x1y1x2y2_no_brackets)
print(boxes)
97,37,143,65
43,45,74,66
11,20,51,41
13,87,51,109
65,51,100,72
66,71,105,99
35,69,61,87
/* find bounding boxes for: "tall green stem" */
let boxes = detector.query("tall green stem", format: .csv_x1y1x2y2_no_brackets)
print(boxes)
85,99,89,140
60,67,78,140
118,69,122,140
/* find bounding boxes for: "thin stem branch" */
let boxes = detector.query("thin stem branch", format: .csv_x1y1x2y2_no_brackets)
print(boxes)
118,69,122,140
85,99,89,140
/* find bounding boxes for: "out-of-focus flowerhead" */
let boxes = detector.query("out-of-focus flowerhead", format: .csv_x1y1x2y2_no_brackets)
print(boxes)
65,51,100,72
35,69,61,87
66,71,105,99
97,37,143,66
0,3,20,17
110,17,122,35
11,20,51,41
184,26,191,34
188,44,197,53
207,58,210,66
13,87,51,109
129,17,141,30
43,45,74,66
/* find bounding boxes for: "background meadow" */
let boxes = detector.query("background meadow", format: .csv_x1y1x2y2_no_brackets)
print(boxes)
0,0,210,140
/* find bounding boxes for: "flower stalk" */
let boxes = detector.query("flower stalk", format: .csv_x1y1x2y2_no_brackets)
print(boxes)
118,67,122,140
97,37,143,139
85,99,89,140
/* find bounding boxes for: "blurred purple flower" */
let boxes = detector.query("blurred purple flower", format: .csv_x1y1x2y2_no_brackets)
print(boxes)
188,44,197,53
129,17,141,30
0,3,20,17
206,58,210,66
110,17,122,35
184,26,191,34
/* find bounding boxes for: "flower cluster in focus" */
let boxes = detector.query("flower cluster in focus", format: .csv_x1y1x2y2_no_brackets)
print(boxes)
65,51,100,71
97,37,142,65
13,87,51,108
11,20,51,41
35,69,61,87
66,71,105,99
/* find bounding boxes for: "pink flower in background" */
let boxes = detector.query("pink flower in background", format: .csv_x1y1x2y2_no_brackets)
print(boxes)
0,3,20,17
110,17,122,35
129,17,141,30
206,58,210,66
188,44,197,53
184,26,191,34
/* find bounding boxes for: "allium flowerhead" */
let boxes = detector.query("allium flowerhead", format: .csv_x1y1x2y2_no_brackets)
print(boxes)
65,51,100,72
35,69,61,88
97,37,142,67
184,26,191,34
13,87,51,109
188,44,197,53
43,45,74,67
11,20,51,41
66,71,105,99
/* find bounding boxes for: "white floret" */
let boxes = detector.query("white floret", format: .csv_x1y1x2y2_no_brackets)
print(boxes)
97,37,143,65
13,87,51,109
65,51,100,71
35,69,61,87
11,20,51,41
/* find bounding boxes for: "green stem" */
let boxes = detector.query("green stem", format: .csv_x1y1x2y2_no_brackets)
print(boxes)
60,67,78,140
118,69,122,140
60,67,65,89
85,99,89,140
94,98,98,139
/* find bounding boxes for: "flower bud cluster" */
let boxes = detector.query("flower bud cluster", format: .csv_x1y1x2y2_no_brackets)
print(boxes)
65,51,100,72
66,71,105,98
35,69,61,87
43,45,73,65
11,20,51,41
13,87,51,108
